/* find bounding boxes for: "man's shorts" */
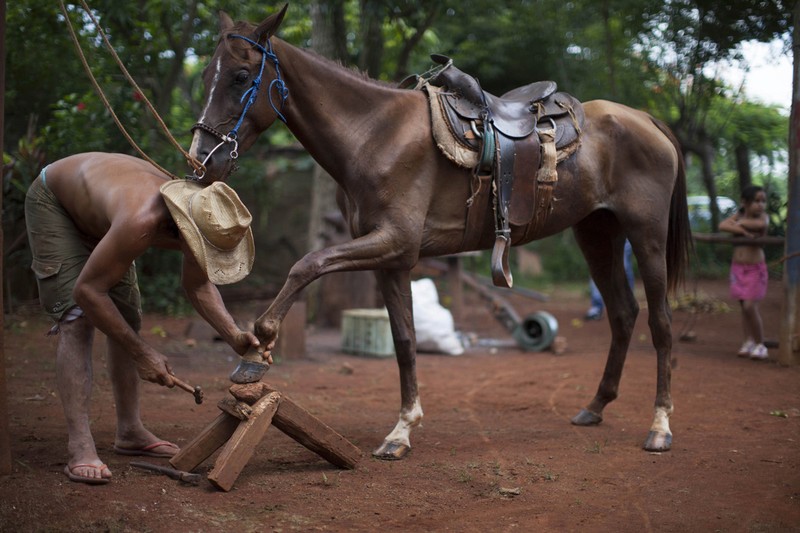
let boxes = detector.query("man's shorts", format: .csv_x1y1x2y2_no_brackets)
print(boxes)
24,172,142,331
730,261,768,302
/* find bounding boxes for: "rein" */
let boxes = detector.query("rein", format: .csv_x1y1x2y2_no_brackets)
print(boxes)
60,0,205,179
190,35,289,180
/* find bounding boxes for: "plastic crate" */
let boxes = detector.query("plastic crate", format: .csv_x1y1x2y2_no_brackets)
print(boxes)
340,308,395,358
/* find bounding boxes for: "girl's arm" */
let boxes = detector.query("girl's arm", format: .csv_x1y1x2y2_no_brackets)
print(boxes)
738,213,768,234
719,213,750,236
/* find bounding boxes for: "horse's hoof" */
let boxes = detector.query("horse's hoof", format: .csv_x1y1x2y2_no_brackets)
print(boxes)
571,408,603,426
643,431,672,451
372,441,410,460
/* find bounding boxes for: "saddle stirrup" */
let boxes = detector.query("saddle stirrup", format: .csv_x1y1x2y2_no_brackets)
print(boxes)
491,234,513,288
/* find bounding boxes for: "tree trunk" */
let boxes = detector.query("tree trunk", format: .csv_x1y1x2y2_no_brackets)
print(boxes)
310,1,348,61
601,0,617,99
779,1,800,366
307,0,348,255
306,1,377,326
734,143,752,193
698,141,721,231
358,0,384,77
392,6,439,82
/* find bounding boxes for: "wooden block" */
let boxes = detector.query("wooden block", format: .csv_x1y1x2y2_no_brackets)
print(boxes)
266,387,362,470
170,412,240,472
229,382,271,404
217,397,252,420
228,382,362,469
208,392,282,492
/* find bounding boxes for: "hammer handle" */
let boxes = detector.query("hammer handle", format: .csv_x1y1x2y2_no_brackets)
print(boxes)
171,375,194,394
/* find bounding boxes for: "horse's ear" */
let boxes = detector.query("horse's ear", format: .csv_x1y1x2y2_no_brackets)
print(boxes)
218,11,234,33
255,4,288,43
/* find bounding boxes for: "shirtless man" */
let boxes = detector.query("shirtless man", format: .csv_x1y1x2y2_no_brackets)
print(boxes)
24,152,261,484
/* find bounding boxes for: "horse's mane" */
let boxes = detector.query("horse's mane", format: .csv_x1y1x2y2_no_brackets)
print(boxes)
220,21,399,91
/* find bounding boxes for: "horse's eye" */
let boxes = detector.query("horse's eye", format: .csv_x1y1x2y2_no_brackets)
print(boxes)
235,70,250,85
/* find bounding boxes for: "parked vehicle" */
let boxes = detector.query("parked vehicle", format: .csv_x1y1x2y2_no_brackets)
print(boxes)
687,195,737,231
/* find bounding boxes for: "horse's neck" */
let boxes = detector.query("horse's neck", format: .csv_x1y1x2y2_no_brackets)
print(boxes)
274,38,402,178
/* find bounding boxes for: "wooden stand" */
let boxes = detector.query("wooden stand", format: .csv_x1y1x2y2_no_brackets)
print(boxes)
170,383,362,492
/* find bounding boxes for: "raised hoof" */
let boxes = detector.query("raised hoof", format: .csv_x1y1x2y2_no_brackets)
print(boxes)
571,408,603,426
372,441,410,461
643,431,672,452
229,360,269,384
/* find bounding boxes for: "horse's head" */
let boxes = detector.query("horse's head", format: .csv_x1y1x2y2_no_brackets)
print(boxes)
189,5,288,182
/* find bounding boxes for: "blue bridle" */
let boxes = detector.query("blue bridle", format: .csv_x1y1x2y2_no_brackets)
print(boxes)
191,35,289,179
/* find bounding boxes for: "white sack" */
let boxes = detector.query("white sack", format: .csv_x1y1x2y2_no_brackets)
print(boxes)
412,278,464,356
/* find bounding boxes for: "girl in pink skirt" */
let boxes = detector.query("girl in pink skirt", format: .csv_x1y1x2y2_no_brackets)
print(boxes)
719,186,770,360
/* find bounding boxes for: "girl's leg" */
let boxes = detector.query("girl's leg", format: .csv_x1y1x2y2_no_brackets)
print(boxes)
741,300,764,344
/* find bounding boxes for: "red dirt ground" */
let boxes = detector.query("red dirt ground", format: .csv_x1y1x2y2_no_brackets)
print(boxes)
1,278,798,532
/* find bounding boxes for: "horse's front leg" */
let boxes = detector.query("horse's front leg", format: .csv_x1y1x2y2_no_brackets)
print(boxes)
254,230,412,347
371,269,423,460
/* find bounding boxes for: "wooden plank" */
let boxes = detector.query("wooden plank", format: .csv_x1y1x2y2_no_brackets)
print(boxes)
170,412,240,472
692,232,784,246
208,392,282,492
780,19,800,367
266,387,362,470
228,383,362,469
217,397,252,421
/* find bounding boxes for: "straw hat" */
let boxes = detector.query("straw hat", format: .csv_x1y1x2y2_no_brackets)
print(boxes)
160,180,255,285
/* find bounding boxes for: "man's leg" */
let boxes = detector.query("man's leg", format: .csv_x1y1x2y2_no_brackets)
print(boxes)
57,318,112,481
623,239,635,289
107,337,178,457
586,278,604,319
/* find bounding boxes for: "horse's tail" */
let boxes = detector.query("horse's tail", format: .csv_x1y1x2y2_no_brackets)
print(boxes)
651,117,694,295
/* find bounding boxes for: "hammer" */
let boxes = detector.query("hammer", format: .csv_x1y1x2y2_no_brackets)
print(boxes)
171,375,204,404
130,461,201,485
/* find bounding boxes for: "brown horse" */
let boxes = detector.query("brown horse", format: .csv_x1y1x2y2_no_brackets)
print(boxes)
189,6,692,460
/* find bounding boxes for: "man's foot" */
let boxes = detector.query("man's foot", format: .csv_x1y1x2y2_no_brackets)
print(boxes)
584,307,603,321
750,343,768,360
738,340,755,357
64,463,111,485
113,440,179,458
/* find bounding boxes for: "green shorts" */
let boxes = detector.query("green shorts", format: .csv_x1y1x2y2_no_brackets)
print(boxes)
24,172,142,331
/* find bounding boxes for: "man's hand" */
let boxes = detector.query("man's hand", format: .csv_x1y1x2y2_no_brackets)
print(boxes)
230,330,261,356
134,350,175,387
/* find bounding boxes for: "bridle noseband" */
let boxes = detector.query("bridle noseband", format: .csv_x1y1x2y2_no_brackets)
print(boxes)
190,35,289,180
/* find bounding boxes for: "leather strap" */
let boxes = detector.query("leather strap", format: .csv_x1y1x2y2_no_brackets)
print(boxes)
460,173,492,251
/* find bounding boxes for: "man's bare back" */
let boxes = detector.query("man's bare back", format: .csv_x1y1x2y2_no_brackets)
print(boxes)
45,152,180,249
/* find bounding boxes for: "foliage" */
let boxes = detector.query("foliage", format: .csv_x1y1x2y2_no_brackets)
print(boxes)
3,0,793,311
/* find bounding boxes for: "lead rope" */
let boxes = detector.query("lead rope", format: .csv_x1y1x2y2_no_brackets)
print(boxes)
60,0,205,179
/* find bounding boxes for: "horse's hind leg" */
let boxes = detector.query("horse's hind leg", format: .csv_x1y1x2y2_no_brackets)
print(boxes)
371,269,423,460
635,244,675,452
571,223,639,426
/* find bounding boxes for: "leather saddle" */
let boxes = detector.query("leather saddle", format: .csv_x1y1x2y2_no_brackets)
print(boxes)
424,54,584,287
428,54,583,157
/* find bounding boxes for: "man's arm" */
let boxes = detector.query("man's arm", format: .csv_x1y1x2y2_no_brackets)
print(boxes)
72,226,175,386
180,250,260,356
